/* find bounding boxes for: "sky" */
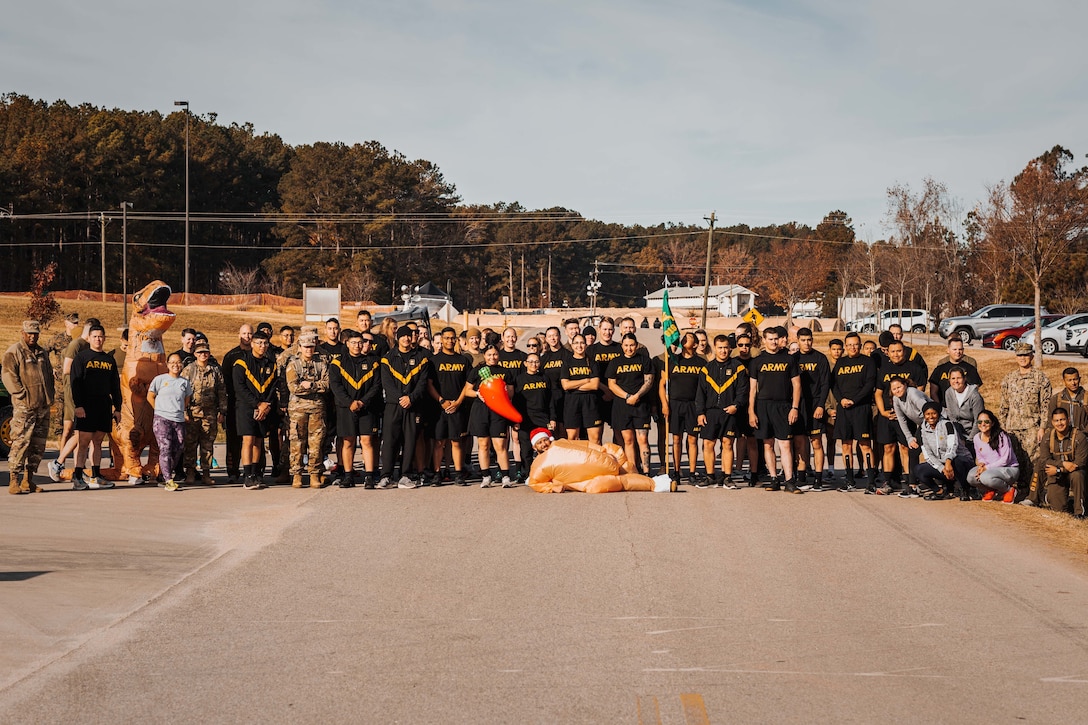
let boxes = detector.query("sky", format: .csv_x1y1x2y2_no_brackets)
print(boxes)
2,0,1086,239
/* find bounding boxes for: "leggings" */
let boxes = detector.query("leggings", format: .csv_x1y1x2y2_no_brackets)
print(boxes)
153,415,186,481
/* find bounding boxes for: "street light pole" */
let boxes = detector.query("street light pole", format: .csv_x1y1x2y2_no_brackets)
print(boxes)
174,100,190,304
121,201,132,319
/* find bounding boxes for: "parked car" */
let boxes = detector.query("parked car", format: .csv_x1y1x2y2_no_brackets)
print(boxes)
1019,313,1088,355
1066,324,1088,357
981,314,1065,351
846,309,934,334
938,304,1044,345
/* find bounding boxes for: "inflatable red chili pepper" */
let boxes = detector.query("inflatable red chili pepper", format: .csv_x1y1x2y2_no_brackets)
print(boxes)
478,367,523,423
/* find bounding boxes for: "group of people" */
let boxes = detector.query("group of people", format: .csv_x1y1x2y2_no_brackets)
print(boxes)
2,309,1084,515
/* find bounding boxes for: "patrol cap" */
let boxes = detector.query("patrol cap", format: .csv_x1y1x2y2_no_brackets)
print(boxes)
466,327,481,338
300,325,320,335
194,341,210,353
1014,342,1034,356
252,330,270,342
396,326,414,340
299,333,318,347
22,320,41,334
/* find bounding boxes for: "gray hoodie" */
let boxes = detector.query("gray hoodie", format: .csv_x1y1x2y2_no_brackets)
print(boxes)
944,383,984,440
893,386,933,447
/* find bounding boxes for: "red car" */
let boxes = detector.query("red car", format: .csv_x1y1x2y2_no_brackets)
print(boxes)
982,315,1064,350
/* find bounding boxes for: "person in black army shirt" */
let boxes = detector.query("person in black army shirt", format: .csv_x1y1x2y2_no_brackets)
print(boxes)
832,332,879,491
733,333,762,485
874,339,928,491
222,324,253,484
378,326,430,489
748,326,803,493
795,328,831,490
606,334,655,475
233,330,278,489
928,338,982,407
316,317,347,474
587,318,622,440
70,325,122,490
561,334,602,444
512,351,555,480
253,321,286,482
331,330,383,488
539,326,567,438
426,327,472,486
888,323,928,379
466,345,516,487
696,334,749,488
660,332,704,484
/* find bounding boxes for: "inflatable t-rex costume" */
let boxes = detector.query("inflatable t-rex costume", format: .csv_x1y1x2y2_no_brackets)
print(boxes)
104,281,176,481
526,439,665,493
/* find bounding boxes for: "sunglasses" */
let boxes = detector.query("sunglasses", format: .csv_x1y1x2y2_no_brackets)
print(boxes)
737,344,751,348
976,419,992,425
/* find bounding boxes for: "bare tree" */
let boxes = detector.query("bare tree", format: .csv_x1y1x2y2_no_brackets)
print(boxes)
341,265,380,304
978,146,1088,367
218,263,262,296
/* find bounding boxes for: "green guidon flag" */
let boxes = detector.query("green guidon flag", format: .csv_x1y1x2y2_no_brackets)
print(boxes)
662,289,680,349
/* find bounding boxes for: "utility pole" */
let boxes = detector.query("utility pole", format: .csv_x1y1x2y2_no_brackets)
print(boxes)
700,211,716,328
100,213,108,302
587,259,601,319
548,254,552,308
121,202,132,319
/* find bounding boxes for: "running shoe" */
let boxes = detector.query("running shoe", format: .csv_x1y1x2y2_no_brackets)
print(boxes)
48,460,64,482
164,479,179,491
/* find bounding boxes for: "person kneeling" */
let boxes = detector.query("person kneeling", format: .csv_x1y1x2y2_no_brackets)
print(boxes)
912,402,973,500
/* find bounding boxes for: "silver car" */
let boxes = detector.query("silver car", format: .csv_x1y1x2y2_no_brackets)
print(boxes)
938,304,1043,345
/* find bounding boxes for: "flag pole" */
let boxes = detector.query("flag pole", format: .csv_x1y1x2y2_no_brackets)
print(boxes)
661,289,680,480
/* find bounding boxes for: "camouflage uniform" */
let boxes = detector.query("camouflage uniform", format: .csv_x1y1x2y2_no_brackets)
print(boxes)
1000,366,1053,489
3,328,55,492
286,351,330,484
181,359,227,481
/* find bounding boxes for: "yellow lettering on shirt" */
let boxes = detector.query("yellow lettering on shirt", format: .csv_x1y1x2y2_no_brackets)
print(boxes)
759,363,789,373
838,365,865,375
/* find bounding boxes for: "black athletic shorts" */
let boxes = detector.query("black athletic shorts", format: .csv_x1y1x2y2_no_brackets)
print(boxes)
563,394,602,430
668,400,701,435
434,408,468,440
612,400,650,432
700,408,740,440
470,402,510,438
235,407,270,437
835,404,873,441
875,413,905,446
74,402,114,433
336,406,380,438
755,399,797,441
800,401,825,436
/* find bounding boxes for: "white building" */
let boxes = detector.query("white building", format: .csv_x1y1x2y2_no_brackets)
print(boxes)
644,284,757,317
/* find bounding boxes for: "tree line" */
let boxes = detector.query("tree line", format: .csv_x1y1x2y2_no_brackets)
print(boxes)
1,93,1086,319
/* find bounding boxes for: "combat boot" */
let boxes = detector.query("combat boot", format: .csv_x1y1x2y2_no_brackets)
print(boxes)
200,470,214,485
21,472,37,493
292,473,304,488
310,472,328,489
274,468,292,484
10,475,22,495
184,469,197,485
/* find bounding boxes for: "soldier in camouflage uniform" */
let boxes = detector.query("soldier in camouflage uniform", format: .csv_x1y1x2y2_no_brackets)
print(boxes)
181,340,227,484
3,321,55,494
999,343,1053,494
286,333,330,488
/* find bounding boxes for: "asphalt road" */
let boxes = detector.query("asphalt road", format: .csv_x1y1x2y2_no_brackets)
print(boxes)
3,474,1088,724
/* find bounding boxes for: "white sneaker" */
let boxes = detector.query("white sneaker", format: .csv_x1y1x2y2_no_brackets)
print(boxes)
480,475,493,488
376,477,393,489
48,460,64,482
128,475,142,486
397,476,417,489
500,475,514,488
85,477,114,490
1019,498,1036,507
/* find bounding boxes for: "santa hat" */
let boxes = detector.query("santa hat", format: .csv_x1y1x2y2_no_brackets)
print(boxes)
530,428,553,447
